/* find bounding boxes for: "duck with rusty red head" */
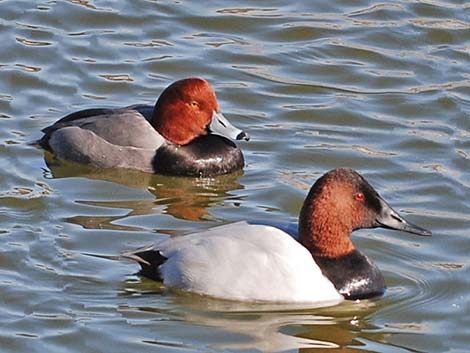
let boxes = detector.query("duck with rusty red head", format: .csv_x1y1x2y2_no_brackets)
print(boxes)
125,168,431,306
39,78,249,177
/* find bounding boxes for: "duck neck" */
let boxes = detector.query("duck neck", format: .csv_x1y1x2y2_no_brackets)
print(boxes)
298,198,355,258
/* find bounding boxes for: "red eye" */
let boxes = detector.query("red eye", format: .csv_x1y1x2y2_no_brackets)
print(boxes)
355,193,364,201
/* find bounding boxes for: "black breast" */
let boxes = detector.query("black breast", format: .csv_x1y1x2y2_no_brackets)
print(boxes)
153,135,244,177
314,250,385,300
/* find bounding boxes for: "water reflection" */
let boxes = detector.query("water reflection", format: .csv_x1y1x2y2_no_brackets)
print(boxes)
44,153,244,227
118,284,391,353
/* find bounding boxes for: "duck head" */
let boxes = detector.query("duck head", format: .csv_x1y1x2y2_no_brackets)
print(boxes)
151,78,249,145
299,168,431,258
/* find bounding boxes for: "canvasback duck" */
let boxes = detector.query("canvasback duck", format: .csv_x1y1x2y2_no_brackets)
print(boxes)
125,168,431,304
38,78,249,176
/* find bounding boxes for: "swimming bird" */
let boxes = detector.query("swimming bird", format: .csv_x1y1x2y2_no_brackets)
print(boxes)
125,168,431,304
38,78,249,176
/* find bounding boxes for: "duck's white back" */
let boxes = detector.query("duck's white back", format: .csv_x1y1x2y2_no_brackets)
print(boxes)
158,222,344,304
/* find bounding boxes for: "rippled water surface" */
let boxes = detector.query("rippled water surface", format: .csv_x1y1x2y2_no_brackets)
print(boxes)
1,1,469,352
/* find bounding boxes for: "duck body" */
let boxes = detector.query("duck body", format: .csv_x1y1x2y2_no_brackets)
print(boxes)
128,222,343,304
126,169,431,304
39,78,249,177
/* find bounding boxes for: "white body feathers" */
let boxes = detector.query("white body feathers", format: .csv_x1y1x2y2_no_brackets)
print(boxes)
150,222,343,304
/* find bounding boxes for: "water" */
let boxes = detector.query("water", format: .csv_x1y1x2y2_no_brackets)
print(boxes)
1,1,469,352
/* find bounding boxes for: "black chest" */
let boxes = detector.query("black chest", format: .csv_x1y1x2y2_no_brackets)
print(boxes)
314,250,385,300
153,135,244,176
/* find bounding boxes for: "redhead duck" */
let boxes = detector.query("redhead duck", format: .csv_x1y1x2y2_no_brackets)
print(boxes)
125,168,431,304
38,78,249,177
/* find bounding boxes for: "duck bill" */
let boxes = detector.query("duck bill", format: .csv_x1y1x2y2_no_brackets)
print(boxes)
209,111,250,141
375,198,432,236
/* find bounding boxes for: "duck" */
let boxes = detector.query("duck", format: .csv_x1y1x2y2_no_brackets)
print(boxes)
38,78,250,177
124,168,431,304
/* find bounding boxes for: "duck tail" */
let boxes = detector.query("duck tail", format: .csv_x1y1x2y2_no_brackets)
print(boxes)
122,247,167,282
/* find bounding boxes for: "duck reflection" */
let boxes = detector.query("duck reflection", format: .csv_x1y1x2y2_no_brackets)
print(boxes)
149,172,244,222
119,282,386,353
43,152,244,228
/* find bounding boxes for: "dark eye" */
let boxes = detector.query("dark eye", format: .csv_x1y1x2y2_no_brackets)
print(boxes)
354,192,364,201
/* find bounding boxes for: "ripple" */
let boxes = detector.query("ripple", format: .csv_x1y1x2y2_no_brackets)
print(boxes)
81,93,107,100
98,74,134,82
67,29,115,36
16,37,52,47
0,182,52,199
0,94,13,102
348,3,405,17
124,40,173,48
433,262,465,270
0,64,42,73
141,339,191,349
411,19,470,30
352,145,398,156
68,0,98,11
408,80,470,93
216,7,278,16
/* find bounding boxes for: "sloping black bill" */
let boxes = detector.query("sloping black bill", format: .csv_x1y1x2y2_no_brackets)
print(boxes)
375,198,432,236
